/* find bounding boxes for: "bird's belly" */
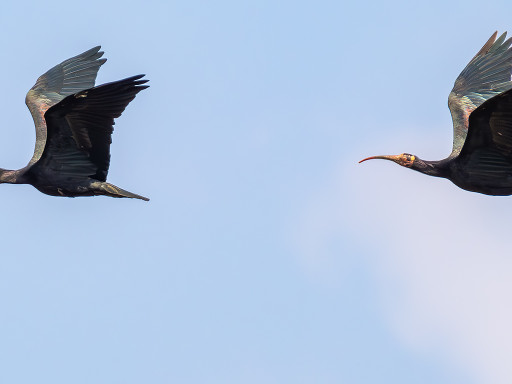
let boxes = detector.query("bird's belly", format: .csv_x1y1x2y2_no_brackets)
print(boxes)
25,167,97,198
32,183,96,198
451,172,512,196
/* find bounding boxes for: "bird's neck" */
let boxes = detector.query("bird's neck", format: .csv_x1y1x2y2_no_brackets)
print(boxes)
410,158,450,178
0,168,20,184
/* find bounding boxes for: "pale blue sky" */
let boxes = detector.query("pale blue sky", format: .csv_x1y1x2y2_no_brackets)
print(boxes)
0,1,511,383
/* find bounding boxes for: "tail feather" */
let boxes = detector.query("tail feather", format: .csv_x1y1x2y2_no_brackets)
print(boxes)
97,182,149,201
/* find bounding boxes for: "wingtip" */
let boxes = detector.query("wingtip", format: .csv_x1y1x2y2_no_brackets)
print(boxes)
85,45,103,55
471,31,500,59
498,31,509,46
79,46,106,62
131,74,150,86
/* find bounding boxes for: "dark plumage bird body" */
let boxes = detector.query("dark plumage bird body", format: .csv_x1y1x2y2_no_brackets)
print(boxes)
360,32,512,196
0,47,149,200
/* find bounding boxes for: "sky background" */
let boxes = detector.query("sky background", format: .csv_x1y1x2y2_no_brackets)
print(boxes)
0,0,511,383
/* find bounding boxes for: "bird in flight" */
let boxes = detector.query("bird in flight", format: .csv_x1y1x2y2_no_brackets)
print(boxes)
360,32,512,196
0,46,149,200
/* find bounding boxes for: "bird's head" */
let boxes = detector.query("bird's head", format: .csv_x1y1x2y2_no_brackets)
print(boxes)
359,153,417,168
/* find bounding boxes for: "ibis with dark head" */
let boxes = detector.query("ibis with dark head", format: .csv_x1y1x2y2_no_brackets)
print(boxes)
360,32,512,196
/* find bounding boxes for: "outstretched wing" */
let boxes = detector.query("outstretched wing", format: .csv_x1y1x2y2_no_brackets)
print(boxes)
25,47,106,165
455,88,512,187
448,32,512,157
31,75,149,182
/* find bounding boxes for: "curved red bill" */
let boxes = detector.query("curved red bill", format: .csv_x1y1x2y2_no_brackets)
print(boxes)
358,155,399,164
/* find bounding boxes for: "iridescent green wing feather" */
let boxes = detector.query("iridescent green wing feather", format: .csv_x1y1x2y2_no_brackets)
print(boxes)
25,47,106,165
448,32,512,157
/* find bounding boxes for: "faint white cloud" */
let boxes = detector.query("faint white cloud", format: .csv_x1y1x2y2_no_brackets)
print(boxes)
293,141,512,384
